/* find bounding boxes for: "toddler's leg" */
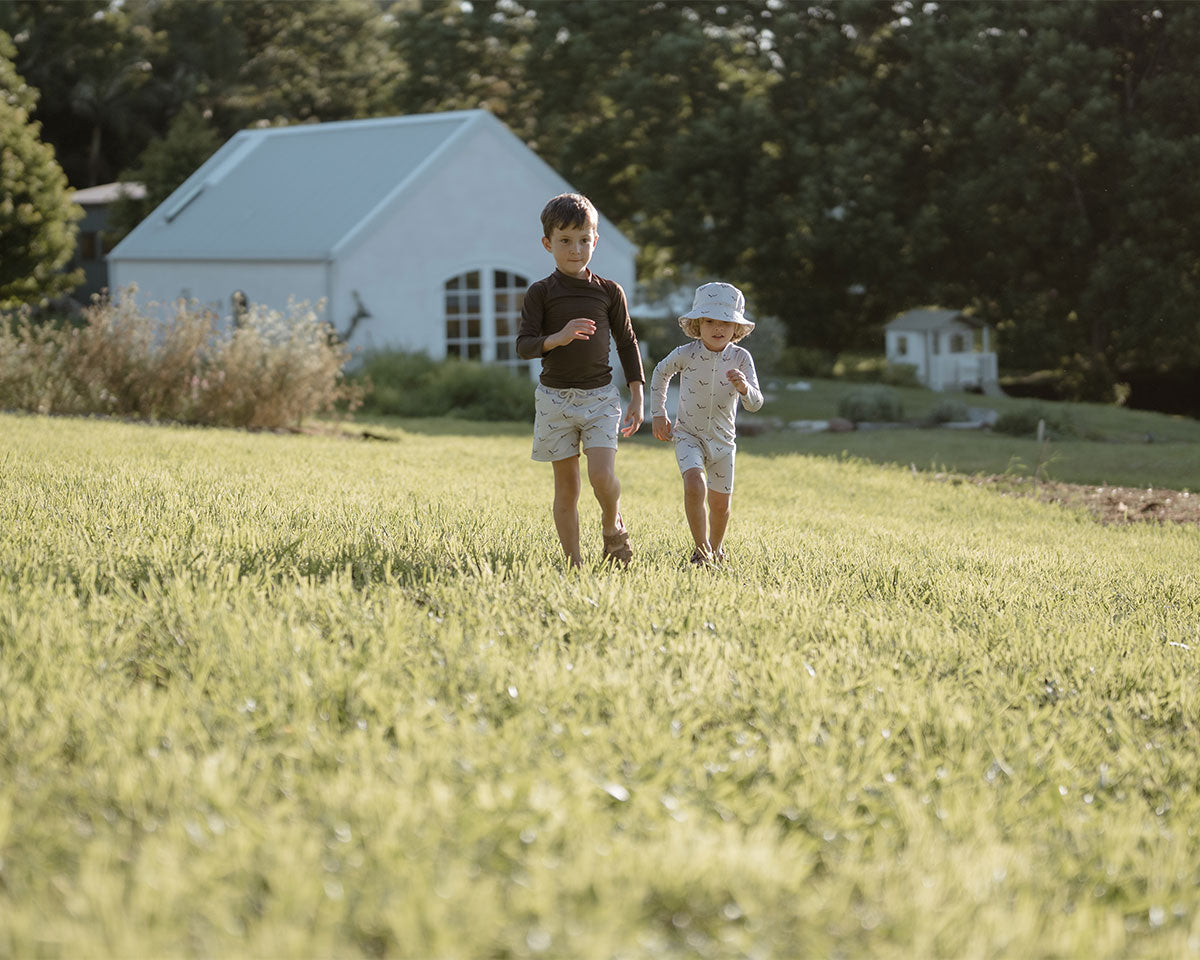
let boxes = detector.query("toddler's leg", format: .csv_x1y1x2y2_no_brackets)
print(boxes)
583,446,623,537
551,455,583,567
682,468,710,553
707,489,732,556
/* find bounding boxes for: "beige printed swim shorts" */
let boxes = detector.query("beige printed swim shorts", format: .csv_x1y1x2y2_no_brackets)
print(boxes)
673,428,737,495
532,384,622,462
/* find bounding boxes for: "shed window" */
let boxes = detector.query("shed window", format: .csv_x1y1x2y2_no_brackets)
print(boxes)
896,335,908,357
950,333,967,353
444,269,530,372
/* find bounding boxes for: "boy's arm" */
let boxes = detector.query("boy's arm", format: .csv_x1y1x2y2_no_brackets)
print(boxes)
515,283,548,360
608,282,645,387
621,380,644,437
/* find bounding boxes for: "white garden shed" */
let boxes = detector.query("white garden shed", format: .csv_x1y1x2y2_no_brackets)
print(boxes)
884,308,999,392
107,110,636,375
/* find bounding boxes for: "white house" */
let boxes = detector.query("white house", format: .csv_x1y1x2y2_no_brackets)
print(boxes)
884,307,999,392
107,110,636,377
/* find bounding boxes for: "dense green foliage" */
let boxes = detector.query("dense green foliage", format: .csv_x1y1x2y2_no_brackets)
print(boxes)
353,351,535,422
3,1,1199,402
2,414,1199,956
0,30,81,307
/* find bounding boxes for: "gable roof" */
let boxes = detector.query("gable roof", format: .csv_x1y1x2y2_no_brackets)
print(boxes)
885,308,986,332
110,110,561,262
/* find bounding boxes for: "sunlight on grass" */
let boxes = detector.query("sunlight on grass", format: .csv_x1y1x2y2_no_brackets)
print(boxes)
2,412,1199,957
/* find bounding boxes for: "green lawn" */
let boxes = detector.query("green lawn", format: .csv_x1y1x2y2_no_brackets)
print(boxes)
729,378,1200,489
2,412,1199,958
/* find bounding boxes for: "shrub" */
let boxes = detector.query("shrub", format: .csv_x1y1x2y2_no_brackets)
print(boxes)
992,404,1079,439
837,386,905,423
354,351,534,421
0,294,359,429
832,354,921,387
778,345,836,378
927,399,970,424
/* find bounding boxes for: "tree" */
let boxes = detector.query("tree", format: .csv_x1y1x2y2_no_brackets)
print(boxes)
107,103,223,243
0,30,82,308
873,0,1200,398
0,1,166,186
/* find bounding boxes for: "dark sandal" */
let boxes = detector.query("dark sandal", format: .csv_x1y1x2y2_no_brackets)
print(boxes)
602,519,633,567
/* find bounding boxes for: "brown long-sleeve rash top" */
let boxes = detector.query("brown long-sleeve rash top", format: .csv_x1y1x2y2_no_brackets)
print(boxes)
516,269,645,390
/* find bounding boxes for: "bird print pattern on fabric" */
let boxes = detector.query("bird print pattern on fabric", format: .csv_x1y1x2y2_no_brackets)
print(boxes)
651,341,763,446
651,342,762,495
531,384,622,462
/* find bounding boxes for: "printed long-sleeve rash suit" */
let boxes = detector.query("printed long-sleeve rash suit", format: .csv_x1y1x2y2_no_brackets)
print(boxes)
650,341,763,446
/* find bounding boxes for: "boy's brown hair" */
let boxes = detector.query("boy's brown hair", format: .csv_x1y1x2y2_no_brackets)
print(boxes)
540,193,599,239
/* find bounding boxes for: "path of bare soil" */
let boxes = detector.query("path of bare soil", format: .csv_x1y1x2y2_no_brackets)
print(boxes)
944,475,1200,526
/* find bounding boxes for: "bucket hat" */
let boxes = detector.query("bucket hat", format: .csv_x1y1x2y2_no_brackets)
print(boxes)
678,282,754,332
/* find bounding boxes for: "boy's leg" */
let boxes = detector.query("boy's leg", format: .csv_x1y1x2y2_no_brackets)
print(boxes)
551,455,583,567
682,468,710,552
707,489,732,555
583,445,623,536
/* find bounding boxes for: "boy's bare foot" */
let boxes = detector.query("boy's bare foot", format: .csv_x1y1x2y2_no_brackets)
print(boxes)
602,516,633,567
689,546,712,567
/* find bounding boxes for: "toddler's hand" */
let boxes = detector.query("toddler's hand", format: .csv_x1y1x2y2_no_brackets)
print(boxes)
652,416,673,442
725,368,748,394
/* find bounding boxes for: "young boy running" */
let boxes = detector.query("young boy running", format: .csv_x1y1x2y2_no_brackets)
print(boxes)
516,193,644,568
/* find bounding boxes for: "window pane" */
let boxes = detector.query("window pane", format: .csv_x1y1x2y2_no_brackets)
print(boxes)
494,270,508,287
80,232,98,260
446,276,461,291
495,292,510,314
447,343,463,358
466,293,480,314
496,317,510,337
467,343,481,360
467,318,480,338
466,271,480,290
447,319,461,339
496,342,512,360
513,273,528,288
514,291,525,312
446,297,460,317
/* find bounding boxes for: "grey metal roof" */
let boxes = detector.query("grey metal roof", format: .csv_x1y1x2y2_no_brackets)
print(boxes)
110,111,481,261
885,308,985,331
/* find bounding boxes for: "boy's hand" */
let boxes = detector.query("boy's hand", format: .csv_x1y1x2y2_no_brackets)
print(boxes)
652,416,672,441
621,381,644,437
725,368,748,395
546,318,595,350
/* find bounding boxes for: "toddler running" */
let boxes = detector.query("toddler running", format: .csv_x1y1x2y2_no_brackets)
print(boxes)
651,282,763,565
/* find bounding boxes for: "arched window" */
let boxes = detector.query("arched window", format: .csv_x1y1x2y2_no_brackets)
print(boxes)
444,269,530,373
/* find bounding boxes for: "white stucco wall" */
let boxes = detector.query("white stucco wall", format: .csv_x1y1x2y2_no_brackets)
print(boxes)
108,259,328,322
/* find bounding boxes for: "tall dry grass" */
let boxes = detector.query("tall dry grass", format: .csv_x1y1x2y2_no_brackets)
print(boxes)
0,292,360,428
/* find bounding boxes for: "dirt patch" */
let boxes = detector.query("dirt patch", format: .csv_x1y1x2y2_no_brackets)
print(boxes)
939,475,1200,526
